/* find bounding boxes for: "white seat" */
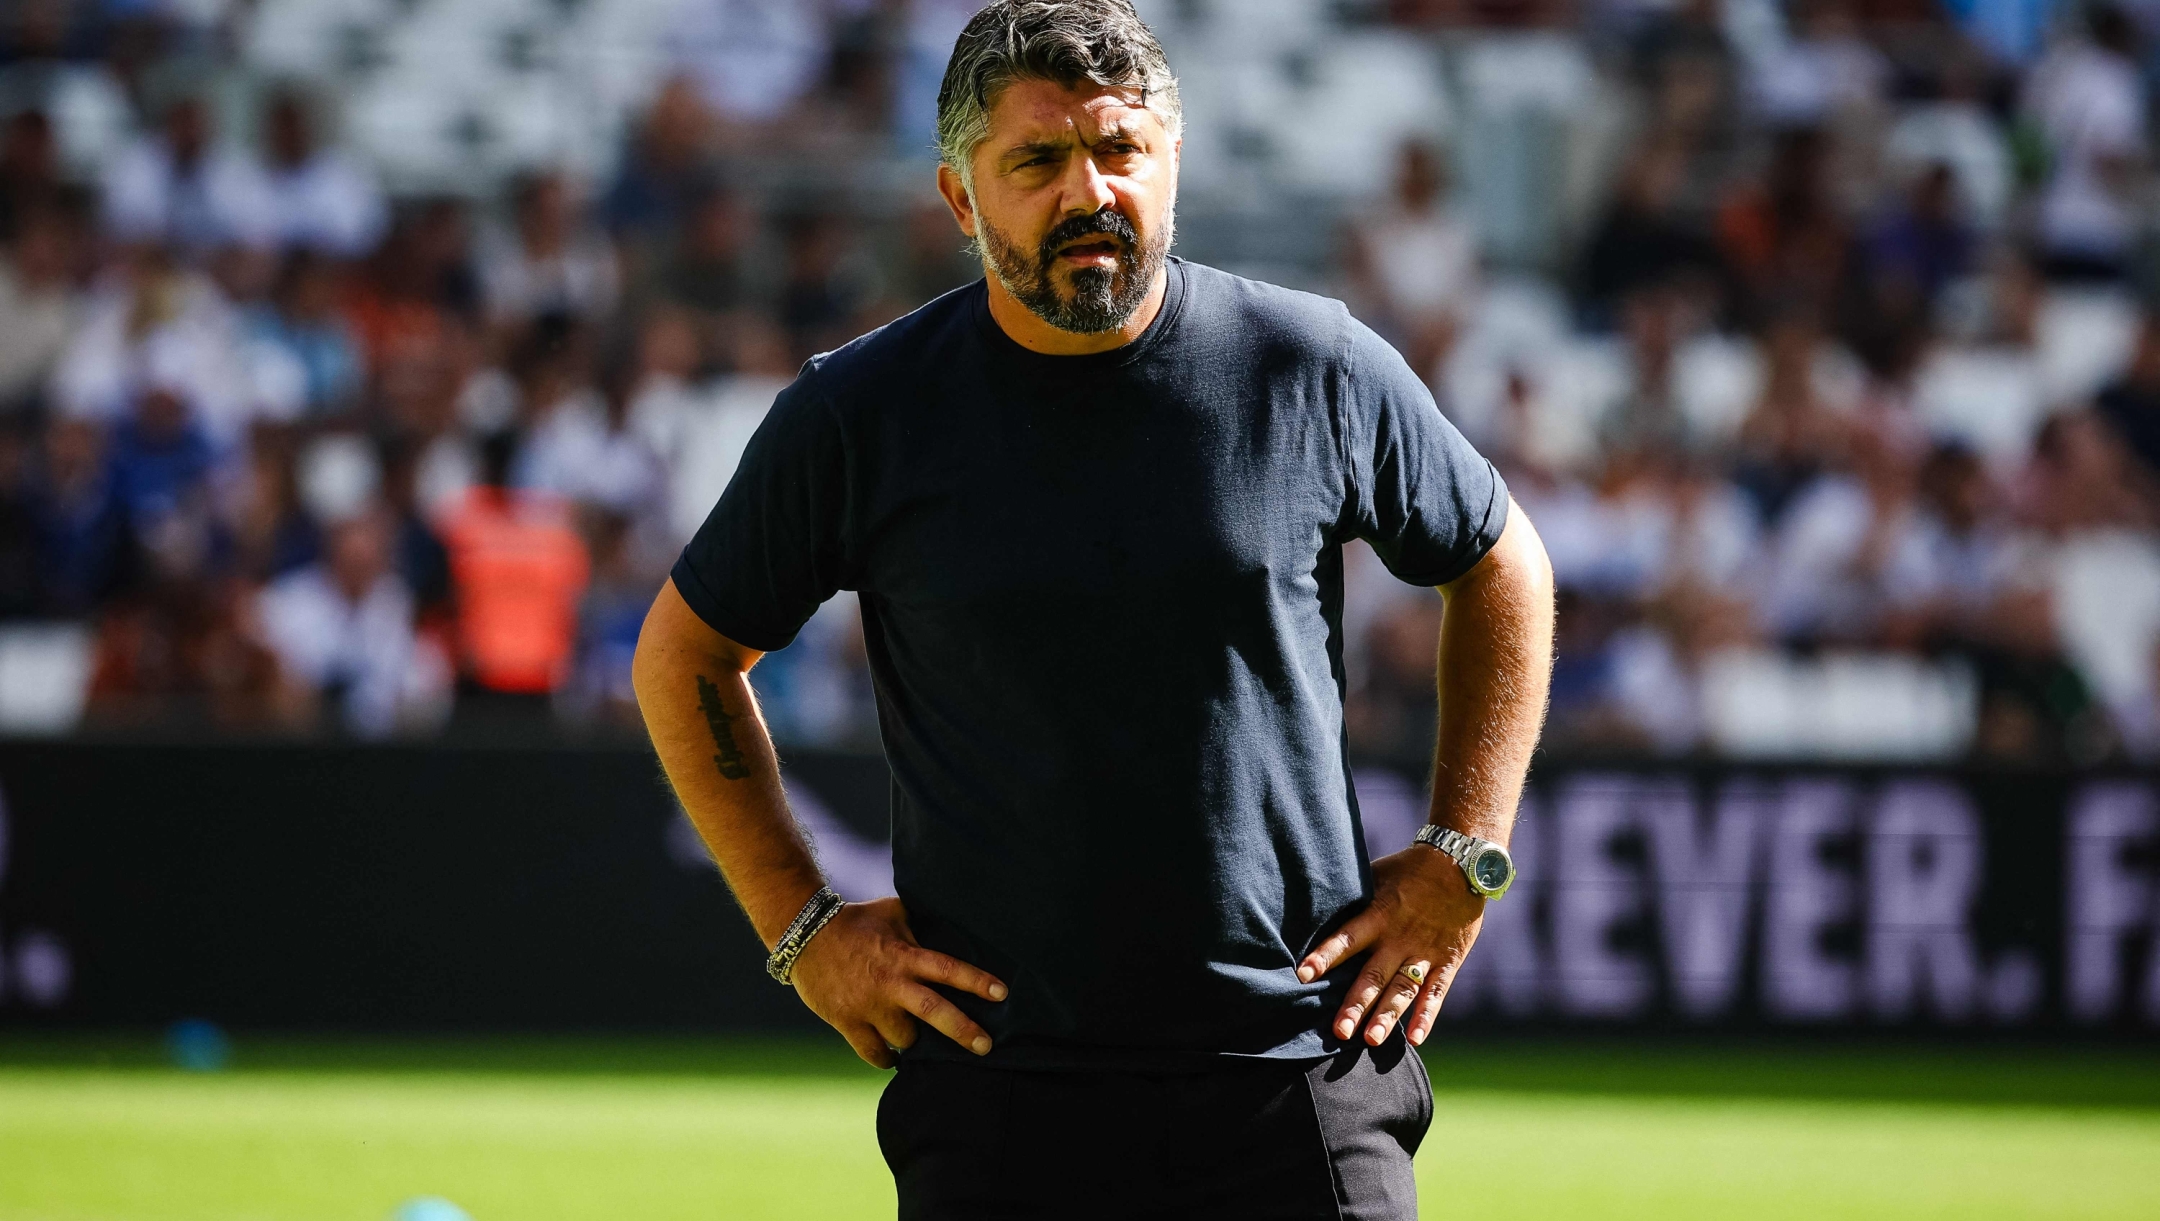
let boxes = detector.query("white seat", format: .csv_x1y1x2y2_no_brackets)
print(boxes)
1700,648,1977,759
0,623,94,735
1913,345,2048,461
2053,529,2160,711
2038,287,2140,407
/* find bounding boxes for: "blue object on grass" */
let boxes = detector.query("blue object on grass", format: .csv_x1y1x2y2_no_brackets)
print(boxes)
391,1199,474,1221
165,1019,231,1072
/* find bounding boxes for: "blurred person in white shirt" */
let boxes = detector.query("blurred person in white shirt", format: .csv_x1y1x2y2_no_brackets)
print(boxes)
48,243,267,451
1883,49,2011,233
256,504,446,738
259,87,387,261
478,171,620,336
2022,5,2148,280
1761,425,1920,644
647,315,794,545
665,0,831,139
1749,0,1889,138
1879,441,2038,644
100,88,275,260
1344,140,1480,379
0,196,82,415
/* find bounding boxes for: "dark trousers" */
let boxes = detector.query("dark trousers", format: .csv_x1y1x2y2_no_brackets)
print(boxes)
877,1040,1433,1220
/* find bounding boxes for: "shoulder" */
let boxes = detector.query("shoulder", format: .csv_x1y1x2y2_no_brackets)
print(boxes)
789,281,983,419
1175,260,1356,368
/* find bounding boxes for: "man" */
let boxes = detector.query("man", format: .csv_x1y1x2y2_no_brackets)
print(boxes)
633,3,1553,1217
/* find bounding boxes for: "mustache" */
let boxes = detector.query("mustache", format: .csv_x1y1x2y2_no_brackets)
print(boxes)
1038,210,1140,263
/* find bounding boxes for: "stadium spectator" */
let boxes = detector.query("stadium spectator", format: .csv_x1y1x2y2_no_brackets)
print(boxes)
346,198,479,377
436,431,589,703
256,506,443,738
1882,49,2011,233
376,432,452,615
26,416,131,617
666,0,831,136
1735,312,1853,524
1715,126,1848,327
100,87,275,259
602,76,716,302
647,180,756,369
1748,0,1888,127
0,196,82,416
1345,140,1480,374
518,332,670,547
885,195,985,309
2095,314,2160,487
478,171,619,335
0,1,131,178
1577,139,1721,327
244,249,363,419
1841,162,1969,378
227,421,319,582
774,210,878,366
2021,4,2147,281
258,86,387,261
0,109,62,237
651,314,791,545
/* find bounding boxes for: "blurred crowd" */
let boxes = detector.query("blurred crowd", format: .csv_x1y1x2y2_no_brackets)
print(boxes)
5,0,2160,766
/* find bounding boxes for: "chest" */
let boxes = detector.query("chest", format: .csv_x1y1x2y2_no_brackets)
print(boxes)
855,368,1343,612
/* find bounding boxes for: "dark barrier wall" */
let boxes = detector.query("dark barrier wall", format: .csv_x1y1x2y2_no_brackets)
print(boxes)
0,741,2156,1033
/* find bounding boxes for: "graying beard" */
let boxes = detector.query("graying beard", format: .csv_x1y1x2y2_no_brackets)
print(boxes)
980,208,1172,336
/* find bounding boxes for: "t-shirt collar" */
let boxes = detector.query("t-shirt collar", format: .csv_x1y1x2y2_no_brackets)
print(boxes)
970,256,1189,373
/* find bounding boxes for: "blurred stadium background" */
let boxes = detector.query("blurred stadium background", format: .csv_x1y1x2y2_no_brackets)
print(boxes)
0,0,2158,1217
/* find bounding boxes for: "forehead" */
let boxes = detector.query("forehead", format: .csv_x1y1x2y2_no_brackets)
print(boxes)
983,77,1161,143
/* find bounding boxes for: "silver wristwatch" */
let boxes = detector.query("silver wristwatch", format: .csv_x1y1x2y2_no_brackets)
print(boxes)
1413,825,1516,899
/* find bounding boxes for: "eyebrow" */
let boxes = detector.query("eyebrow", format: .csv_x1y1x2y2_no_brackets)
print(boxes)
997,124,1146,168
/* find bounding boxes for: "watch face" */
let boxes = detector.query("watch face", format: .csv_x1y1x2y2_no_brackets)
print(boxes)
1472,849,1512,893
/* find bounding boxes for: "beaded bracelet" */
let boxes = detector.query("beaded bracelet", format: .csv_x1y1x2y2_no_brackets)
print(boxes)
766,886,845,985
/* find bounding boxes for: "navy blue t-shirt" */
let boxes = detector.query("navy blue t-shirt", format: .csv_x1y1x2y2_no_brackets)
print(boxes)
673,259,1507,1069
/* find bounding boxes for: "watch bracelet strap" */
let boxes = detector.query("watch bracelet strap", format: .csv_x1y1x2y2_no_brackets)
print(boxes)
1415,824,1476,863
766,886,844,985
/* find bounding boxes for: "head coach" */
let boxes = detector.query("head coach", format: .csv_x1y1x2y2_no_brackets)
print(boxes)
633,2,1555,1216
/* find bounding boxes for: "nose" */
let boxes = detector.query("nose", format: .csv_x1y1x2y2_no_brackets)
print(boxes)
1057,153,1117,220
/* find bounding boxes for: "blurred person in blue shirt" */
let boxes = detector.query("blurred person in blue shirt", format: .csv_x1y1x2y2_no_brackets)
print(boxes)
242,249,361,418
107,383,212,526
29,416,133,616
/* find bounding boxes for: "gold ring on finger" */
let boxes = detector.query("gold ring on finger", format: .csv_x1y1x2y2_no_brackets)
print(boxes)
1401,963,1426,987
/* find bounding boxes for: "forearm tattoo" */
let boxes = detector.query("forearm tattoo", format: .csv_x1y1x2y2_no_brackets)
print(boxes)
695,675,752,781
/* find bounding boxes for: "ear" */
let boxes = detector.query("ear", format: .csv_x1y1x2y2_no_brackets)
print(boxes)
935,164,978,240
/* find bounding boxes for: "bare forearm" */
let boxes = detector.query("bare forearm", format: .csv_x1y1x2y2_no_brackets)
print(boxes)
1430,499,1554,844
633,579,823,949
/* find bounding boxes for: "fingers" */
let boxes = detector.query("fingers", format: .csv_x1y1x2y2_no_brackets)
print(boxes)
842,1024,897,1070
909,948,1009,1004
1405,968,1453,1047
1298,906,1387,984
1361,960,1431,1046
871,1008,918,1057
899,984,994,1055
1332,956,1398,1041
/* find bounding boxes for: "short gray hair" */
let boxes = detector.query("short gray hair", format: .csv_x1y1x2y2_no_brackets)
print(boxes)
935,1,1181,186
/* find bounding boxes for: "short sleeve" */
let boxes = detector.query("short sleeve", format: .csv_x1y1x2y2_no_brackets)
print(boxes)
670,379,851,652
1340,319,1508,586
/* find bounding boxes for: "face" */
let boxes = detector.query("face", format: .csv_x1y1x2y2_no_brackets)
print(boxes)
940,78,1178,335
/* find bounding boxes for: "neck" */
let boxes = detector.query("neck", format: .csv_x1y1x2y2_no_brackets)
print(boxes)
982,265,1169,356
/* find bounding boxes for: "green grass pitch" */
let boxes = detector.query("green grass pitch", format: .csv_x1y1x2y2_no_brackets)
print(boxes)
1,1036,2155,1220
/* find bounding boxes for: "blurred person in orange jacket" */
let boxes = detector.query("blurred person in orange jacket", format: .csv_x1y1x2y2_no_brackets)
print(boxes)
436,429,588,702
